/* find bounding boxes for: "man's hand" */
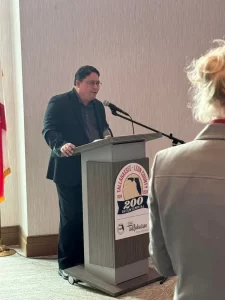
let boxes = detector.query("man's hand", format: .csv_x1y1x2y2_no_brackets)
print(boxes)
60,143,75,157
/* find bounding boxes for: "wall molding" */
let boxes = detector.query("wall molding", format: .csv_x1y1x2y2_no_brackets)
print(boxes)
1,225,20,246
1,226,58,257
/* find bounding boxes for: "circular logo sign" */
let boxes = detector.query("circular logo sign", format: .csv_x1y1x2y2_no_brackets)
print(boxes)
115,163,149,215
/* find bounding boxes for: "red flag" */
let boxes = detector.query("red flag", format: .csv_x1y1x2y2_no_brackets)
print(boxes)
0,64,11,202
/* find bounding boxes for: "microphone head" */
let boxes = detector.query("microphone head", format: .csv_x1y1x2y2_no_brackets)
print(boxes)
103,100,110,107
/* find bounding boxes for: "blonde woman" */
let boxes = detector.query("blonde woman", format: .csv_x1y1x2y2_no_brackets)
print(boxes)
149,40,225,300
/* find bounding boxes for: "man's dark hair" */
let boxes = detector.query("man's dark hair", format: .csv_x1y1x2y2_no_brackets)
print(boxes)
74,65,100,85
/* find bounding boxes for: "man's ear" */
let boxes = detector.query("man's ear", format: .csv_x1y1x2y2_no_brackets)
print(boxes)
76,80,81,87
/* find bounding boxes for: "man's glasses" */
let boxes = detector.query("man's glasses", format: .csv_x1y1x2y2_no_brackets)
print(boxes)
84,81,102,86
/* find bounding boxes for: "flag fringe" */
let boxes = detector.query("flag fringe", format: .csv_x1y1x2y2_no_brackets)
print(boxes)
4,167,10,179
0,168,11,203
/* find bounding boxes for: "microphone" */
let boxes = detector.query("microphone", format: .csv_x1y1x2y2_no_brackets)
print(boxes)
103,100,130,116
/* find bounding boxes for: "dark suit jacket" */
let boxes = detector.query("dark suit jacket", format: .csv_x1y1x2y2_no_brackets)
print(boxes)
42,89,111,186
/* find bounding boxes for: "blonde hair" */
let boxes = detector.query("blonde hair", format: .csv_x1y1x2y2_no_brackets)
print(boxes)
186,39,225,123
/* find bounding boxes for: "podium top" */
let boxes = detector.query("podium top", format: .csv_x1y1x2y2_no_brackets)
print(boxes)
71,132,162,156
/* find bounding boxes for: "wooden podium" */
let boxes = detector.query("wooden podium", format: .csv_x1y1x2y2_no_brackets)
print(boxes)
65,133,163,296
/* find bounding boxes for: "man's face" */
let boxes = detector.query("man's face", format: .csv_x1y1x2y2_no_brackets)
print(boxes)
76,72,101,102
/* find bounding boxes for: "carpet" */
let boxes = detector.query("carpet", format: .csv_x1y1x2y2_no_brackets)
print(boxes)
0,253,176,300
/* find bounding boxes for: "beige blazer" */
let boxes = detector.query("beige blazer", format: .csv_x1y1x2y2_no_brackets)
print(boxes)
149,123,225,300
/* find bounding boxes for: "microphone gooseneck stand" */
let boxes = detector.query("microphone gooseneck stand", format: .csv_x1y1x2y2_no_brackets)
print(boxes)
111,110,185,146
110,109,185,285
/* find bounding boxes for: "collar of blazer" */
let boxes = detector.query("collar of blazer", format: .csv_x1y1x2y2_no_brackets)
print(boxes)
68,89,104,140
195,123,225,141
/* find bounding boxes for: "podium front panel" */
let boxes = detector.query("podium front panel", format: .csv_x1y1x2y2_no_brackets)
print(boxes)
85,158,149,284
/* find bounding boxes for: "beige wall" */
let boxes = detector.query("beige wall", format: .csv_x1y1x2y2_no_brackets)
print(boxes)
1,0,225,235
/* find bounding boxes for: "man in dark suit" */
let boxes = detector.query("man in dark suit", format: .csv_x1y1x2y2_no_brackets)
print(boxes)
42,66,111,279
